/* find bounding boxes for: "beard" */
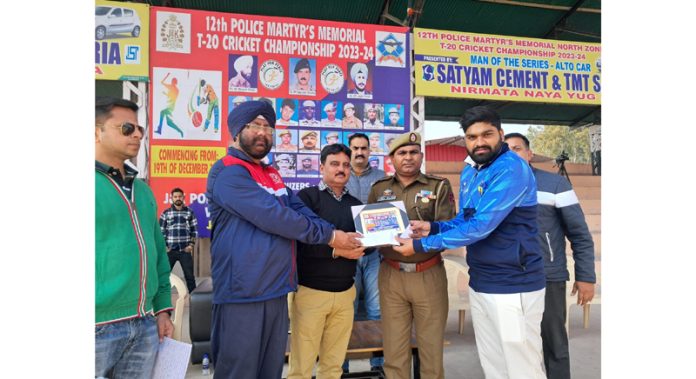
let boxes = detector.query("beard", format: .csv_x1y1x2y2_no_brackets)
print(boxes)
174,200,183,206
239,133,272,160
466,139,503,165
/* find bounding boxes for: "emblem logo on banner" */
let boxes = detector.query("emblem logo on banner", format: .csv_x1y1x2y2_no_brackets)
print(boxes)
124,45,141,64
156,12,190,53
320,64,345,94
259,60,284,90
376,32,406,68
422,65,435,81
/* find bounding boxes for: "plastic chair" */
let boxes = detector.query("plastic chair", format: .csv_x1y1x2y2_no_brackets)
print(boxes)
443,258,470,334
169,273,189,341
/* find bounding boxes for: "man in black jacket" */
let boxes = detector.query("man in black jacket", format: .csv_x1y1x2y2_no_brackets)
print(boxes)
288,143,366,379
505,133,596,379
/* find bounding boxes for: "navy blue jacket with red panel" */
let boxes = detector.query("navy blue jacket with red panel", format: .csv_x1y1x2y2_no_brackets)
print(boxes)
206,147,334,304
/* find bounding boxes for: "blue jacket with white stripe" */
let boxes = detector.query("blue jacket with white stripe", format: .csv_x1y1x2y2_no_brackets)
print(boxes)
414,143,546,294
206,147,334,304
533,167,596,283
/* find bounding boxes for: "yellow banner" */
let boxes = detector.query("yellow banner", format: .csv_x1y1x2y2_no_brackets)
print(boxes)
414,28,600,105
95,0,149,81
150,146,227,178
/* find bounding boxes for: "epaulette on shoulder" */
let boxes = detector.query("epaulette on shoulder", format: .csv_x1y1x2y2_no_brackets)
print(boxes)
423,173,446,181
373,175,393,184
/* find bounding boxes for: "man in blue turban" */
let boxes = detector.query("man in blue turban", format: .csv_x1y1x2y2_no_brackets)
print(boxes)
206,101,363,378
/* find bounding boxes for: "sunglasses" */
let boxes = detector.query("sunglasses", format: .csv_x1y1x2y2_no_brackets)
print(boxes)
97,122,145,136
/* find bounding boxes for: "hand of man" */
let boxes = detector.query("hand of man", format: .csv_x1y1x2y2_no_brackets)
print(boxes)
184,245,193,253
329,230,363,250
571,281,595,305
334,247,365,260
409,221,431,238
393,236,415,257
156,312,174,342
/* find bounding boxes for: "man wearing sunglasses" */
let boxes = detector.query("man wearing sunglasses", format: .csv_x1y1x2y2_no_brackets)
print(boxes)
206,100,363,378
95,97,173,379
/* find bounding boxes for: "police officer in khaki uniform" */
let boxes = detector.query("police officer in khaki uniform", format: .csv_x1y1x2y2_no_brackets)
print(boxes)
367,131,456,379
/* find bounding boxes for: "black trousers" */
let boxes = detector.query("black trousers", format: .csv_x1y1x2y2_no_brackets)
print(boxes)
168,250,196,293
541,281,571,379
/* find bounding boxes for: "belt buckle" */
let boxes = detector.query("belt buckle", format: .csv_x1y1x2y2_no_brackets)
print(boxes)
399,262,417,273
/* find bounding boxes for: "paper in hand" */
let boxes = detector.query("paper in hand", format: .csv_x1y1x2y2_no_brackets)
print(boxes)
151,337,192,379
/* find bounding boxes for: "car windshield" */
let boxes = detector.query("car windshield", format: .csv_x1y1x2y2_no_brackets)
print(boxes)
95,7,111,16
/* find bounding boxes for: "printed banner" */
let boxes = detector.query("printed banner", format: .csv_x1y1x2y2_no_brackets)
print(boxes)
414,28,601,104
149,7,411,237
95,0,149,81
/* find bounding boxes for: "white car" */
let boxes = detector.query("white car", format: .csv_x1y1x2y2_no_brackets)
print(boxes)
95,6,141,40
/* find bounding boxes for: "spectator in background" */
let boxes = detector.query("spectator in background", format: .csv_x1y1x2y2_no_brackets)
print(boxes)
159,187,199,293
505,132,596,379
343,132,386,373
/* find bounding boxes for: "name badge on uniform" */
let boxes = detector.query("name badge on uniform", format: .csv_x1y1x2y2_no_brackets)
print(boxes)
379,189,397,202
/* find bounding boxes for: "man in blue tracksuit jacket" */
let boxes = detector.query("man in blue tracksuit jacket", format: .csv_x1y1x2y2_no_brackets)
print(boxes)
206,101,362,379
395,106,547,379
506,133,596,379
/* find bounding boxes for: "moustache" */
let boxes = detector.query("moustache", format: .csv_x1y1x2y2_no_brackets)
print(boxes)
254,137,269,144
474,146,491,153
335,173,346,178
355,155,365,159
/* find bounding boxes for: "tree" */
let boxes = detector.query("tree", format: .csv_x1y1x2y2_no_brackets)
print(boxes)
526,125,591,164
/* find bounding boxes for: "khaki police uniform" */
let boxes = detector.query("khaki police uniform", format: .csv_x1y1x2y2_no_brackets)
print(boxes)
367,132,456,379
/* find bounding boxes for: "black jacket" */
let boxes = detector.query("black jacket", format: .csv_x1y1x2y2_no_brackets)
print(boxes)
533,167,596,283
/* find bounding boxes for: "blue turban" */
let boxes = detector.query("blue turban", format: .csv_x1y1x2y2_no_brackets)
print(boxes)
227,100,276,137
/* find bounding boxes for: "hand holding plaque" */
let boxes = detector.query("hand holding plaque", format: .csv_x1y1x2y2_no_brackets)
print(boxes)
351,201,410,247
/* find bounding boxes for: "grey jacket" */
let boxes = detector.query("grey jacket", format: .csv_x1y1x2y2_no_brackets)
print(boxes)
346,166,386,204
534,167,596,283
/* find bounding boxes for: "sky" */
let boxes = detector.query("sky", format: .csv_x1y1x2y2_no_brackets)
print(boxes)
422,120,536,141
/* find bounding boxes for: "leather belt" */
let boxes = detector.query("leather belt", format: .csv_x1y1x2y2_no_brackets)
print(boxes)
384,254,442,273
